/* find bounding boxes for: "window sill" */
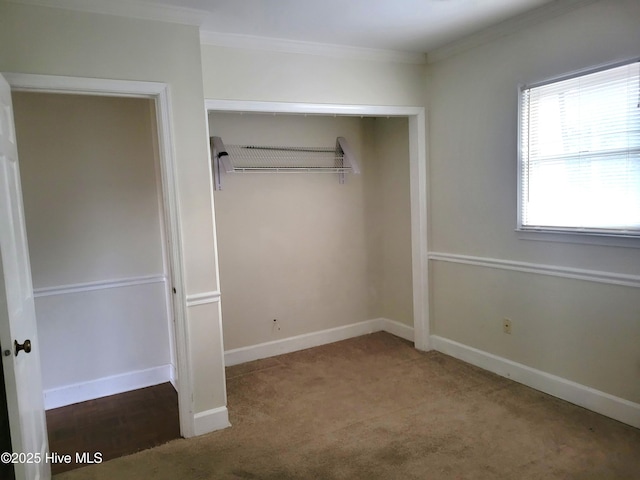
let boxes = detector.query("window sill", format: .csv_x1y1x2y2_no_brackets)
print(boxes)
516,228,640,249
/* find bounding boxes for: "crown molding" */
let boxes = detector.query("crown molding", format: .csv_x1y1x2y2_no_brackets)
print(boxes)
5,0,207,26
9,0,591,66
200,30,427,65
427,0,601,64
7,0,426,64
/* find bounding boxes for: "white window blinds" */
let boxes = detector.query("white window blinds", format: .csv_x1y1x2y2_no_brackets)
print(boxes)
520,60,640,235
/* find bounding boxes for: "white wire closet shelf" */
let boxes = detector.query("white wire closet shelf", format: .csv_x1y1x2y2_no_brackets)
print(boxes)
210,136,360,190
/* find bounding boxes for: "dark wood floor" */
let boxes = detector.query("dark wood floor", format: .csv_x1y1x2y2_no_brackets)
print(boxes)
0,358,15,480
46,383,180,475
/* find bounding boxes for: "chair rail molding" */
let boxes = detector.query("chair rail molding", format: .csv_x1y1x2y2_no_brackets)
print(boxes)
186,291,221,307
33,275,167,298
428,252,640,289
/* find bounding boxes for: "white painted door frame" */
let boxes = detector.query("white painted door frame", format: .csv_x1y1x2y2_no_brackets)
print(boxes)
3,73,195,437
204,99,430,351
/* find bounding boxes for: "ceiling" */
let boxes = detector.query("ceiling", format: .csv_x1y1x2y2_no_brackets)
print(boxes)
12,0,589,57
150,0,556,53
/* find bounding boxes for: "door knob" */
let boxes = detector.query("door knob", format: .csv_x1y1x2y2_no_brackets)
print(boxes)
14,339,31,356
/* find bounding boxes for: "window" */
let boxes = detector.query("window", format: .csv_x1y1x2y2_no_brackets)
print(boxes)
519,60,640,237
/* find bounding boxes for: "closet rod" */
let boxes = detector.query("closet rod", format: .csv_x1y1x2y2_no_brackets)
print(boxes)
210,136,359,190
241,145,335,153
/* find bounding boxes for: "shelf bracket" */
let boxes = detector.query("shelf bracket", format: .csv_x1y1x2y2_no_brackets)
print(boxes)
211,136,232,190
336,137,359,184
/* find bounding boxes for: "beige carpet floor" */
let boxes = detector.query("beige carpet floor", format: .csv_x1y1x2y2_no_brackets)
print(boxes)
56,332,640,479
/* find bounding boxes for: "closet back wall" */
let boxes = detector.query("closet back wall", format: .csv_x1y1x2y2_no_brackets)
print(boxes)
13,92,172,408
211,113,414,350
211,113,371,350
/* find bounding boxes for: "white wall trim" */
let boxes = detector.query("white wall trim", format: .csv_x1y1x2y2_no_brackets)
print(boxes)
4,72,169,98
43,365,172,410
193,406,231,436
204,97,229,406
430,336,640,429
169,363,177,390
186,290,221,307
33,274,166,298
205,99,424,118
380,318,415,342
151,75,195,439
409,111,430,351
200,30,426,65
5,73,195,438
224,318,414,366
224,319,383,367
428,252,640,289
205,99,430,355
427,0,599,63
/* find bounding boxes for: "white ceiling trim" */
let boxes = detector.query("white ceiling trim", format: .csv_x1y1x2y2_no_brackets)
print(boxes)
6,0,207,26
7,0,595,65
427,0,601,63
200,31,426,65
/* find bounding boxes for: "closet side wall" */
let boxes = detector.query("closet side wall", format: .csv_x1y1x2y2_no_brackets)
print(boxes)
373,118,413,327
13,93,171,405
211,113,370,350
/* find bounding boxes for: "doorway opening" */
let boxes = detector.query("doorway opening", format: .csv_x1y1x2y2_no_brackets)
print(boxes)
1,73,194,475
10,91,179,471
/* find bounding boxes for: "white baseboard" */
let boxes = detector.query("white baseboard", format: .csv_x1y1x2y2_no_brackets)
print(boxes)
44,365,172,410
224,319,386,366
224,318,416,367
430,336,640,429
193,407,231,436
169,363,177,390
379,318,415,342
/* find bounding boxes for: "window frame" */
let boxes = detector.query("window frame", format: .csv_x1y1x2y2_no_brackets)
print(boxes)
517,57,640,246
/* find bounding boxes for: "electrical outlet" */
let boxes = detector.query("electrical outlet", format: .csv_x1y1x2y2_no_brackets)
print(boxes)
503,318,512,334
272,318,281,333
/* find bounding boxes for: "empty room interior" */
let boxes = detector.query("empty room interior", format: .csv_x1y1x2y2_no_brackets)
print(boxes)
0,0,639,479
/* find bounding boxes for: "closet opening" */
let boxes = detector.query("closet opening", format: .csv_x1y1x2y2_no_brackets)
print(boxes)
10,91,181,473
204,101,429,372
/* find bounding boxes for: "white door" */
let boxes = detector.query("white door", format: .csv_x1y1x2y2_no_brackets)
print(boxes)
0,74,50,480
